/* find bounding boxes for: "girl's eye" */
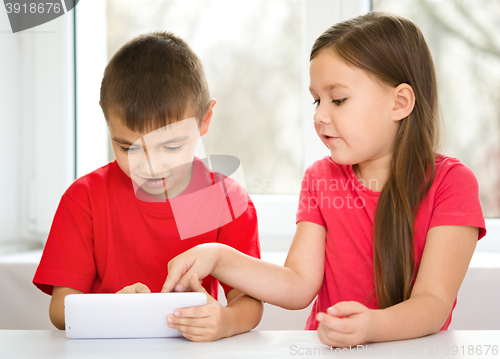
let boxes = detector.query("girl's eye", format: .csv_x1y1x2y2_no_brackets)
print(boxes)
165,146,182,152
312,99,320,107
332,98,346,105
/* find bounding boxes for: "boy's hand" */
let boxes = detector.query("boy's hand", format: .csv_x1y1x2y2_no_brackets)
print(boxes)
167,274,228,342
116,282,151,293
162,243,221,293
316,301,375,348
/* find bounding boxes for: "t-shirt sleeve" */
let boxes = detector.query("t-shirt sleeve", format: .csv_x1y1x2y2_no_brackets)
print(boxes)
32,183,96,295
296,164,326,227
215,188,261,296
429,162,486,240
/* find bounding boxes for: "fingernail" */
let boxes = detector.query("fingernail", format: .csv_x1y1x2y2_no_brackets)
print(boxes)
176,284,184,292
174,310,180,317
328,306,339,314
168,323,174,328
317,313,324,322
167,316,173,323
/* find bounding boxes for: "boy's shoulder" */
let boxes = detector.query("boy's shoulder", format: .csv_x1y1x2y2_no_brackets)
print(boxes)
64,160,120,200
194,156,251,200
212,172,248,197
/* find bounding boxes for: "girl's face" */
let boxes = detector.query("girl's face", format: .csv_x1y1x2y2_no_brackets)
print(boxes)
309,50,401,168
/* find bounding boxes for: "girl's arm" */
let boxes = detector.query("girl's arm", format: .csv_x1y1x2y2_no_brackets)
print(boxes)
317,225,478,347
371,225,478,340
163,221,326,310
49,286,83,330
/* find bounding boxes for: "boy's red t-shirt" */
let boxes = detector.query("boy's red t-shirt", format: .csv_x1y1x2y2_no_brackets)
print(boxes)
33,159,260,298
296,154,486,330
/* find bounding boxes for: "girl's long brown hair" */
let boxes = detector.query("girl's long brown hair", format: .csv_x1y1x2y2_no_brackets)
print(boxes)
311,12,440,308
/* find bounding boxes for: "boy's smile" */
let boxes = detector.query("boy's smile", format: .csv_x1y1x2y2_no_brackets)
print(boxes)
107,113,202,200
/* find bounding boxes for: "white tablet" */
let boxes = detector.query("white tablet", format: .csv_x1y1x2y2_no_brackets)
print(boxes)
64,292,207,339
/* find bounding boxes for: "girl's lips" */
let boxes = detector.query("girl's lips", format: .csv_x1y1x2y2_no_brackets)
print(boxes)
322,134,340,143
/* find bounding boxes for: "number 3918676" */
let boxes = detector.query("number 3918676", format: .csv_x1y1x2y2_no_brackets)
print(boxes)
5,3,62,14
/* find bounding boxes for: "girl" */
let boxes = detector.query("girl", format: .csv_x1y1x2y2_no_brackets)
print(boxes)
162,12,486,347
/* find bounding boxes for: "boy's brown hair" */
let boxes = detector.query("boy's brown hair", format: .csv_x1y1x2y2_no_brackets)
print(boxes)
100,31,210,132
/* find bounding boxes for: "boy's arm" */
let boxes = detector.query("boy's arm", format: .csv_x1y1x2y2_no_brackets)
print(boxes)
167,274,262,341
49,286,83,330
222,287,263,337
49,283,151,330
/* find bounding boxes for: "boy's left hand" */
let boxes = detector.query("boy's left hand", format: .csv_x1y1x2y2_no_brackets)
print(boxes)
316,301,375,348
167,274,227,342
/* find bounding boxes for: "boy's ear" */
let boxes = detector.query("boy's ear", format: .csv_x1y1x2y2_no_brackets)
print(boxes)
391,83,415,122
199,99,216,137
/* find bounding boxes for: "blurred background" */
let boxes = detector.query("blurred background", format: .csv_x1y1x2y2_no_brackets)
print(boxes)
103,0,500,215
0,0,499,331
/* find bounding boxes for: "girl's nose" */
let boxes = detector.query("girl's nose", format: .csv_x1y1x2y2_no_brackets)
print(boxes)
313,107,332,125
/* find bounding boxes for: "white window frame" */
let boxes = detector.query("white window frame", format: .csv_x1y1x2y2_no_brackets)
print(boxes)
0,7,74,253
73,0,499,252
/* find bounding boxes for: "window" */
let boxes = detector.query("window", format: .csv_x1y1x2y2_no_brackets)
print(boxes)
107,0,303,195
76,0,370,250
372,0,500,250
3,0,496,253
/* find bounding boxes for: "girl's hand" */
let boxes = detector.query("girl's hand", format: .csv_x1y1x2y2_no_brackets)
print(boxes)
167,274,228,341
316,301,375,348
162,243,221,293
116,282,151,293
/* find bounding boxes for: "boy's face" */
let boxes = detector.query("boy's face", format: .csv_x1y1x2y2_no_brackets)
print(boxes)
107,105,213,199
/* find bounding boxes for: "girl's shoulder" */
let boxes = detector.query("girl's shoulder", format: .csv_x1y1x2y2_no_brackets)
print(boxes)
427,153,486,239
434,153,478,184
429,153,481,206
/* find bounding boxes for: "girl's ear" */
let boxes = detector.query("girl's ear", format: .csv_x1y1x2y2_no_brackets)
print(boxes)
199,99,216,137
392,83,415,122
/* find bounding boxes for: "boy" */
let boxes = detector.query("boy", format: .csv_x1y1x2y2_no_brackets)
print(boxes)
33,32,263,342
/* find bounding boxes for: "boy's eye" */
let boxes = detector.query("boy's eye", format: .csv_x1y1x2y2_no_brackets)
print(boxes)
120,146,139,153
165,146,182,152
332,98,346,105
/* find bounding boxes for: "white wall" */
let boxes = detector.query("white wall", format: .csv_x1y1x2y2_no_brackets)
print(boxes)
75,0,109,178
0,5,22,244
0,7,75,249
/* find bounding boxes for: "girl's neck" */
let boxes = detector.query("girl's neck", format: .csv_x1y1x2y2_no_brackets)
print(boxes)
353,157,391,193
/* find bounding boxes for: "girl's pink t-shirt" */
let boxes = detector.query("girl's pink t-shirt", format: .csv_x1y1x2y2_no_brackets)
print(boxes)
296,154,486,330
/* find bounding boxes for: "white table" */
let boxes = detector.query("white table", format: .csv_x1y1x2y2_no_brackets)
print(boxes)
1,251,500,330
2,330,500,358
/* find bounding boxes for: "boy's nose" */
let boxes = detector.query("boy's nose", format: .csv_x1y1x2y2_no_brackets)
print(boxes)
145,159,168,178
